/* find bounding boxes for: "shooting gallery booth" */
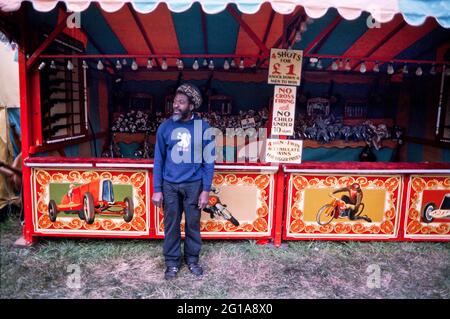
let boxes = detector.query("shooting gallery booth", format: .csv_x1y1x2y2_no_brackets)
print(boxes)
0,0,449,246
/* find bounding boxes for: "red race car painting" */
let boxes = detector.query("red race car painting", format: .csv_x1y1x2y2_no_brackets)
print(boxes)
47,179,134,224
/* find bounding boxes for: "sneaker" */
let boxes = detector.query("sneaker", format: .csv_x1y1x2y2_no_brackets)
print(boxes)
164,266,179,280
187,263,203,276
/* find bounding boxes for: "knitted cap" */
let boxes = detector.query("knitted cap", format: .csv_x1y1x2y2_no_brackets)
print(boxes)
176,83,203,109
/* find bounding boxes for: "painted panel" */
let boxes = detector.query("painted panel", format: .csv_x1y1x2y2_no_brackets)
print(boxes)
404,175,450,240
155,171,274,238
285,174,402,239
32,168,150,236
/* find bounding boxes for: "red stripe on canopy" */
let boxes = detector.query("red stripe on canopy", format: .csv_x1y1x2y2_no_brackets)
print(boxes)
234,3,290,68
340,15,405,70
133,3,180,66
364,18,438,70
100,5,152,66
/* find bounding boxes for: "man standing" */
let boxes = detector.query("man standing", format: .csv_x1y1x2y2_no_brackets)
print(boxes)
152,83,215,280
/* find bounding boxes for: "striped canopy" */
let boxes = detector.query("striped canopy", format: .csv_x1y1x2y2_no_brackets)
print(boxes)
1,1,449,28
1,0,449,72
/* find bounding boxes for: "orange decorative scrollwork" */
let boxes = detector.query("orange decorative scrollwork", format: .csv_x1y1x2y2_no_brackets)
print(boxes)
334,223,352,234
130,172,146,188
380,220,394,234
293,176,308,191
81,171,99,182
411,177,427,193
36,170,51,185
253,217,268,232
291,206,303,220
255,175,270,190
385,177,399,192
130,216,146,231
212,174,224,186
224,174,238,185
289,219,305,233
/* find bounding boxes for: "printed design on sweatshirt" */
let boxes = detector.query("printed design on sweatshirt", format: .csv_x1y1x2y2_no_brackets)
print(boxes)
176,131,191,152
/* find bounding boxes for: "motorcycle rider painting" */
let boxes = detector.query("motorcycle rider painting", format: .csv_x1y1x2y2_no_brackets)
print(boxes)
331,183,372,222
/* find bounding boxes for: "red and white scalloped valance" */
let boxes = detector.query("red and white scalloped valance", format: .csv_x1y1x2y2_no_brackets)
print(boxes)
0,1,449,28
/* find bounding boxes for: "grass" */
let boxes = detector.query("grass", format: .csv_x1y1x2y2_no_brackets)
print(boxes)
1,214,449,299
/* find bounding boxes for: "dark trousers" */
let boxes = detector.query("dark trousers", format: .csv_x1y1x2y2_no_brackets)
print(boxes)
162,179,203,267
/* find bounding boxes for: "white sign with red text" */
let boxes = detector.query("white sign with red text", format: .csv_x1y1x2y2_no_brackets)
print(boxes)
268,48,303,86
265,139,303,164
271,85,296,136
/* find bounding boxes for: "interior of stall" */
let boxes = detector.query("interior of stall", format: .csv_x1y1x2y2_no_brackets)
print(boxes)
8,2,450,164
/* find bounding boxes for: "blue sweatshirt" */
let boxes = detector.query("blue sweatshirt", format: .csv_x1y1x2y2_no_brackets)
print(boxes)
153,114,215,193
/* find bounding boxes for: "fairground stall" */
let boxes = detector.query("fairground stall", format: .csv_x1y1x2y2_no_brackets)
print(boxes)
0,0,449,246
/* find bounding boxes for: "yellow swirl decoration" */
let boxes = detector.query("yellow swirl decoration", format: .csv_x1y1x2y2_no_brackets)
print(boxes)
409,208,419,220
180,223,185,232
120,223,132,231
130,216,146,231
304,225,316,233
38,215,53,229
351,223,366,234
38,201,47,213
67,218,83,229
373,180,384,187
205,220,223,232
253,217,268,232
159,219,164,232
435,224,449,234
116,174,130,184
385,177,399,192
242,223,254,232
420,226,431,234
406,220,421,234
100,172,113,180
318,224,334,233
135,204,145,217
334,223,352,234
81,171,99,183
309,178,320,186
293,175,309,191
223,221,239,232
255,175,270,190
212,174,224,186
289,219,305,233
291,206,303,220
241,176,254,185
130,172,146,188
324,176,338,187
338,176,354,187
380,220,394,234
52,173,65,183
200,221,206,231
52,221,64,229
257,205,269,218
293,192,302,203
427,180,440,188
412,177,426,193
67,171,81,182
355,177,369,187
101,219,117,230
36,170,51,185
443,178,450,188
225,174,238,185
385,208,396,220
84,220,101,230
369,225,381,233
